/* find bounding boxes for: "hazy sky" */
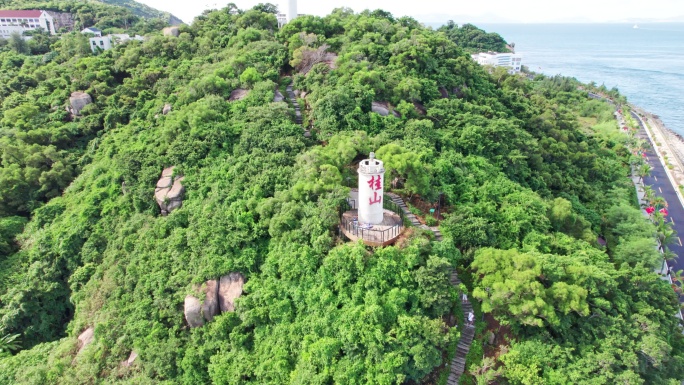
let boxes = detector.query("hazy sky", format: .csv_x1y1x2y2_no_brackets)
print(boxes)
137,0,684,24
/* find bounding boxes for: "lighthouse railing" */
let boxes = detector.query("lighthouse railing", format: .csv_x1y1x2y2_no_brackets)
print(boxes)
339,216,403,244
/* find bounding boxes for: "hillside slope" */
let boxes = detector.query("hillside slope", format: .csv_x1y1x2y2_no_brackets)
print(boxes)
2,0,183,25
99,0,183,24
0,5,682,385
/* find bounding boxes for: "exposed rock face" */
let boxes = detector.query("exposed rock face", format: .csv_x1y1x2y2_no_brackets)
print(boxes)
162,26,180,37
439,86,449,99
371,101,390,116
154,167,185,215
121,351,138,367
184,295,204,328
413,101,426,115
372,101,399,117
46,11,75,32
487,332,496,345
184,273,246,328
202,279,219,322
273,90,285,102
162,104,172,115
69,92,92,116
218,273,245,313
229,89,249,101
77,327,94,355
322,52,338,70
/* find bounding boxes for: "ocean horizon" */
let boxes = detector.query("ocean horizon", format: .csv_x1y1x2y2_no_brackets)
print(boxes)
427,22,684,136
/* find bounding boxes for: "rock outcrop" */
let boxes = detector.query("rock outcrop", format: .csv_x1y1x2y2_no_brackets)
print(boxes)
371,101,399,117
184,295,204,328
162,103,172,115
371,101,390,116
162,26,180,37
77,327,94,355
68,92,92,116
229,89,250,101
121,351,138,367
439,86,449,99
154,167,185,215
184,273,245,328
202,279,220,322
413,101,426,115
218,273,245,313
46,11,75,32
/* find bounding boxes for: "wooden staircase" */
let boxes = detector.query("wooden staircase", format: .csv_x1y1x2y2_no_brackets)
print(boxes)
385,191,474,384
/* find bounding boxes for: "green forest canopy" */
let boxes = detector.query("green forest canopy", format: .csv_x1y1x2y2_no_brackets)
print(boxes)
0,3,682,384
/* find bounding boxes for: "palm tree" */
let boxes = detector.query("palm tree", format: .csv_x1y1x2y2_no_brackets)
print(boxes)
642,185,655,206
630,138,648,158
637,163,652,184
654,214,677,252
652,196,667,211
641,186,666,210
0,334,21,355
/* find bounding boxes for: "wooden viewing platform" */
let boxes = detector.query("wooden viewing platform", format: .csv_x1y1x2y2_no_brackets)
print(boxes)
339,209,403,247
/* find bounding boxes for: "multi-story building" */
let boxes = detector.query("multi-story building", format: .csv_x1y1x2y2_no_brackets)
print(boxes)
89,35,113,52
471,51,523,73
86,32,145,53
0,10,56,38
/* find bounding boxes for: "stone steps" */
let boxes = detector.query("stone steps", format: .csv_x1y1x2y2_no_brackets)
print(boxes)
286,84,305,131
387,192,475,385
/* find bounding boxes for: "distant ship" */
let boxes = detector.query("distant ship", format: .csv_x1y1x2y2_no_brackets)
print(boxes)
633,24,639,29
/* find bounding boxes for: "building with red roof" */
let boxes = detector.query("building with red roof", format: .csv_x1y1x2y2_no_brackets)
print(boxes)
0,9,56,39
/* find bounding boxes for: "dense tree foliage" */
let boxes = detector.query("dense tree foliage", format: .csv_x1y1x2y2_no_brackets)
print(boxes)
437,21,510,53
0,3,681,384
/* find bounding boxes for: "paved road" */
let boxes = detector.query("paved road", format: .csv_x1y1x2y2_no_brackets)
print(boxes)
633,114,684,294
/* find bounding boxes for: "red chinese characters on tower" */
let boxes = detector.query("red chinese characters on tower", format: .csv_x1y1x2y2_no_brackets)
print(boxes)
368,176,382,205
368,175,382,191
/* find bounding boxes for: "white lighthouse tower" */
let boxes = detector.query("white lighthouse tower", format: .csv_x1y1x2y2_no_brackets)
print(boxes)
358,152,385,225
278,0,297,27
287,0,297,22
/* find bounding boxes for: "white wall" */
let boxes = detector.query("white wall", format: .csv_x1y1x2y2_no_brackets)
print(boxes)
89,36,112,52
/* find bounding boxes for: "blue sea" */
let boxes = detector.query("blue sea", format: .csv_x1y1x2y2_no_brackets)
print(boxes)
433,23,684,136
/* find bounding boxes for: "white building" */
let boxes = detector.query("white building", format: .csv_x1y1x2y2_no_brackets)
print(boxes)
81,27,102,37
471,51,523,73
88,33,144,53
89,35,112,52
0,9,56,39
277,0,298,27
